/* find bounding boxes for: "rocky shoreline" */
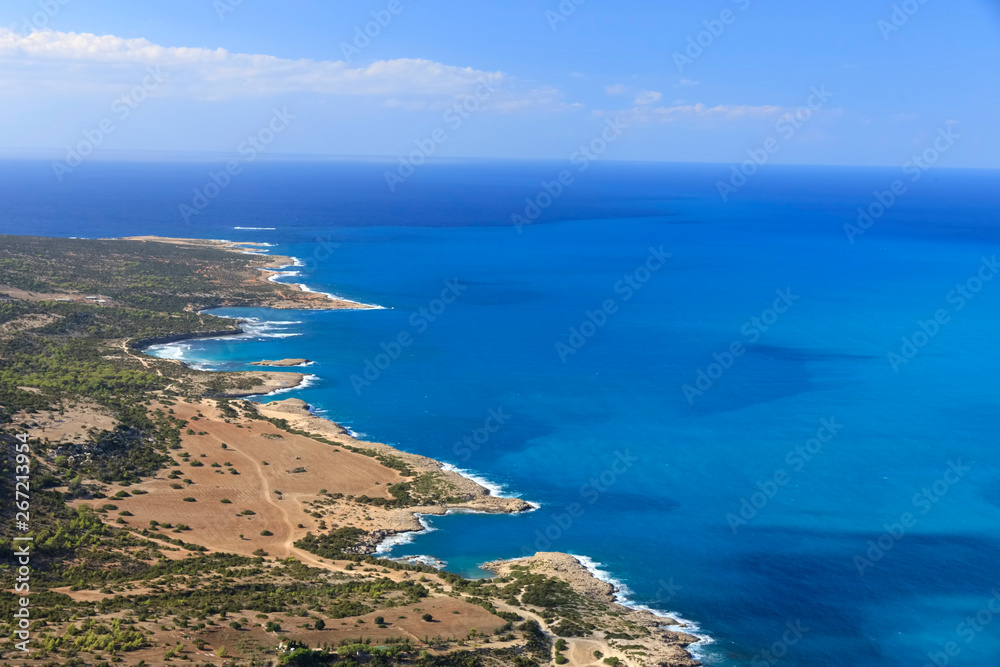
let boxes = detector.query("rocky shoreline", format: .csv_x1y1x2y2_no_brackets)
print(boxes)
258,398,533,519
250,358,312,367
484,553,703,666
123,236,702,666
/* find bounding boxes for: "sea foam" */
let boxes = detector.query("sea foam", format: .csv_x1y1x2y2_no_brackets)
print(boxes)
572,555,715,659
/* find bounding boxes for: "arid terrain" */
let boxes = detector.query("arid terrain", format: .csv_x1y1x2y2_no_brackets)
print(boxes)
0,234,700,667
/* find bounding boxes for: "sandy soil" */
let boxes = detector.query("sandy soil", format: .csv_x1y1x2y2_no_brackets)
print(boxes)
250,358,312,367
72,399,407,559
485,554,702,667
257,399,534,518
108,594,510,667
216,371,309,397
12,400,118,444
63,396,528,562
18,395,698,667
0,284,99,304
0,312,61,334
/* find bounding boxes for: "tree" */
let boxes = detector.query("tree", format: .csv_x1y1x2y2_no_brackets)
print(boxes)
314,618,325,631
373,616,384,626
421,614,433,622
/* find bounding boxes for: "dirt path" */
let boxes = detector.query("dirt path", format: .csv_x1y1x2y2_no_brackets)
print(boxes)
568,637,617,667
122,338,163,376
242,451,335,570
491,599,626,667
236,450,590,657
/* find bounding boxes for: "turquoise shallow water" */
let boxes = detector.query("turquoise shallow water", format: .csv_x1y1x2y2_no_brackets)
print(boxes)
4,159,1000,666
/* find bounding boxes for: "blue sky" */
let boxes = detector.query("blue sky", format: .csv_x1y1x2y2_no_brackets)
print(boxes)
1,0,998,167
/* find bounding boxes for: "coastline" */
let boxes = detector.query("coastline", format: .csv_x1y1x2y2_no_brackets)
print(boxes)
483,553,703,667
262,255,388,311
571,555,714,664
128,237,705,666
117,236,381,311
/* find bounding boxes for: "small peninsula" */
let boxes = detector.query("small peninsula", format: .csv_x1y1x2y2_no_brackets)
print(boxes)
250,359,313,367
0,235,700,667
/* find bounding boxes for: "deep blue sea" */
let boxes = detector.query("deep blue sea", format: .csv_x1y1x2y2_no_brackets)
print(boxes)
3,159,1000,666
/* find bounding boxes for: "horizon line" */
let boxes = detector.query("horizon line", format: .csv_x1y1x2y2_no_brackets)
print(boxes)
0,148,997,173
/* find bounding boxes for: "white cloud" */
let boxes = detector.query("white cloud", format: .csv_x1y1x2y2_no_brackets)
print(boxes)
653,103,782,119
679,78,699,86
0,28,566,110
605,84,626,96
634,90,663,105
604,101,786,125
